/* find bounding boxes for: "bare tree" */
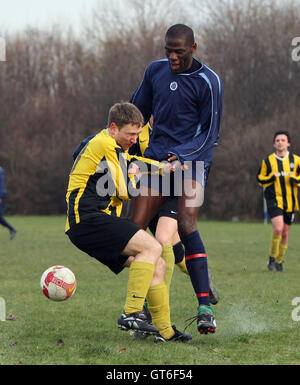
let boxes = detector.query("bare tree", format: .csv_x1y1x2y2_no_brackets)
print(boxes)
0,0,299,217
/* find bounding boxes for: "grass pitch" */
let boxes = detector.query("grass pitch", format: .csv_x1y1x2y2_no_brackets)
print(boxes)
1,216,300,365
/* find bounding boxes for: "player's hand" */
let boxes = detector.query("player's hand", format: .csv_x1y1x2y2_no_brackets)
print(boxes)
167,153,188,171
167,154,178,162
163,160,188,173
128,163,141,180
162,161,176,173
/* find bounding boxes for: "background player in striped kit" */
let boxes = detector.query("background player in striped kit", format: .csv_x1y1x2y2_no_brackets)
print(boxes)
257,131,300,271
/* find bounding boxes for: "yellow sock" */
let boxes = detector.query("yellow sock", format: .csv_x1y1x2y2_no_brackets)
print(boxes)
276,243,288,264
146,282,174,340
162,244,175,291
176,258,189,275
124,261,154,314
269,233,281,259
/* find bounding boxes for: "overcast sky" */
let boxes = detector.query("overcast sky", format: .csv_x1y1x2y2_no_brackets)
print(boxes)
0,0,96,33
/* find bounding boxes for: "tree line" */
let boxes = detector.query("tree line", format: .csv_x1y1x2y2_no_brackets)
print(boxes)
0,0,299,220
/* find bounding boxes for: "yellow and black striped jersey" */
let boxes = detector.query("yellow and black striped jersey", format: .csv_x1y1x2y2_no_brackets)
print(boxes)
257,152,300,212
65,129,162,232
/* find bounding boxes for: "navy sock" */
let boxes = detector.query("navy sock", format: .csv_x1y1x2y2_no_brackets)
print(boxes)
181,230,210,306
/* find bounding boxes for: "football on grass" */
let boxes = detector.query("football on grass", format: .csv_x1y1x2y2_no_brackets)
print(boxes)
40,265,77,301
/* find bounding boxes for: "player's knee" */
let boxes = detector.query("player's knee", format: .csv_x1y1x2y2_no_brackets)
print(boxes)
144,238,162,263
273,225,284,236
151,239,163,259
155,231,172,246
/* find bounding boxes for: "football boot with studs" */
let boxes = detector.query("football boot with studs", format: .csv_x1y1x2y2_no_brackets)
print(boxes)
185,304,217,335
154,325,192,343
267,256,276,271
118,310,158,335
133,301,153,340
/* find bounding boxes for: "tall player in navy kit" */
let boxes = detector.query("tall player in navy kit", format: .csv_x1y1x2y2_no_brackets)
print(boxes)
130,24,223,336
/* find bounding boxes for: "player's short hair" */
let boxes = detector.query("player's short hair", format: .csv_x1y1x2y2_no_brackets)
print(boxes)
165,24,195,46
108,102,144,129
273,130,291,143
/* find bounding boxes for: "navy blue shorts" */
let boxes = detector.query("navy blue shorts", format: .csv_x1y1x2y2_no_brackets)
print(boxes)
140,162,211,197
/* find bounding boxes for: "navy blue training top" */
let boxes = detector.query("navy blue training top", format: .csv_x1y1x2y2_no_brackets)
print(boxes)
130,58,223,164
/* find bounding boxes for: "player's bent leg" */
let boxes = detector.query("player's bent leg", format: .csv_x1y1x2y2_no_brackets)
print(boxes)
118,258,159,335
154,216,177,289
121,229,165,309
118,230,162,335
121,230,189,342
122,229,162,264
132,257,166,340
122,228,169,339
155,216,178,245
131,193,174,294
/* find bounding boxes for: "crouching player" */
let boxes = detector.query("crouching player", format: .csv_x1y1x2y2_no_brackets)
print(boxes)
65,102,192,343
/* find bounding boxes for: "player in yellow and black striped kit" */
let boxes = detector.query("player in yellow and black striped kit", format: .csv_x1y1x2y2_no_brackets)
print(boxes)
257,131,300,271
66,102,192,342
